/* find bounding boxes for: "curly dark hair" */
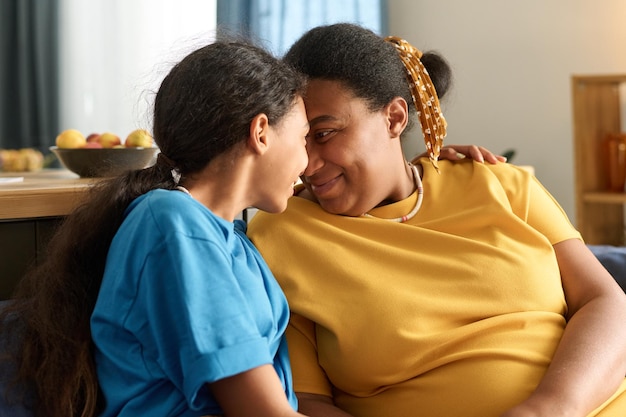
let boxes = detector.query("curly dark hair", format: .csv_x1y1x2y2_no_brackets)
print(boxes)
283,23,452,133
0,38,306,417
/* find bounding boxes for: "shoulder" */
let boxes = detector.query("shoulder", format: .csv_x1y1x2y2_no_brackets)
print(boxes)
434,158,531,176
422,159,542,211
249,197,306,237
127,189,233,241
427,159,535,189
294,183,317,202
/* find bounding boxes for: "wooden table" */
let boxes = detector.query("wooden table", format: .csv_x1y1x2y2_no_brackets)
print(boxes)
0,169,95,220
0,169,98,299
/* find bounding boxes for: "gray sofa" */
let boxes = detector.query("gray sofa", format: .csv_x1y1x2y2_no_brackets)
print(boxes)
2,245,626,416
587,245,626,292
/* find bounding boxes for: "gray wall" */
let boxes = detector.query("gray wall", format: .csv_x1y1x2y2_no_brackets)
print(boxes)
389,0,626,223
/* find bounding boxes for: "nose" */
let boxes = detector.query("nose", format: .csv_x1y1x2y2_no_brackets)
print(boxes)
297,148,309,177
304,141,323,176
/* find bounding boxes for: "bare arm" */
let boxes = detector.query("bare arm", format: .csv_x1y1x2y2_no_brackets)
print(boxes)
501,238,626,417
412,144,507,165
296,393,355,417
209,364,307,417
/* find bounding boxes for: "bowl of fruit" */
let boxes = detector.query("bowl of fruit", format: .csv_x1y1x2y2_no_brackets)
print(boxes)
51,129,159,178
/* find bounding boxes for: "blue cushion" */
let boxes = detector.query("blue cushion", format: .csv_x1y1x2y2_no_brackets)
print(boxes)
587,245,626,292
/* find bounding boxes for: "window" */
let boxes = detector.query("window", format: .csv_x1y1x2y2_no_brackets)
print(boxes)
218,0,385,55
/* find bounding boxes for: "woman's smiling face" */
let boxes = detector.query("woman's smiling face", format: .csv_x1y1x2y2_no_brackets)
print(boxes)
302,79,406,217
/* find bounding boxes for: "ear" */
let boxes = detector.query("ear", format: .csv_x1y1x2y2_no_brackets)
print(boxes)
386,97,409,138
247,113,271,155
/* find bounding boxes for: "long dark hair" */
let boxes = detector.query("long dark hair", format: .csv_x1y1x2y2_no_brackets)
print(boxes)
0,39,306,417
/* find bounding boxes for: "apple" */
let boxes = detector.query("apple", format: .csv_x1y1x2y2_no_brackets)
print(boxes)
0,150,25,171
125,129,153,148
83,141,103,149
86,133,101,143
99,132,122,148
19,148,44,171
56,129,86,149
0,148,44,172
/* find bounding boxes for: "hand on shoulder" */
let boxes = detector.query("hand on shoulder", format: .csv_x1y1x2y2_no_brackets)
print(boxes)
412,144,507,165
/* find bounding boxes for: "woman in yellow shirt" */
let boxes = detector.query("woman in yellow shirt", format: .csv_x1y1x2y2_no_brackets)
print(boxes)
248,23,626,417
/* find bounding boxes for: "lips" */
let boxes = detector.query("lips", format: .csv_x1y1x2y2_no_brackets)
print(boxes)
306,175,340,197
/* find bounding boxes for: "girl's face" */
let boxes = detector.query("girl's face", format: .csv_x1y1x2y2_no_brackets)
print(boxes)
301,79,406,216
257,97,309,213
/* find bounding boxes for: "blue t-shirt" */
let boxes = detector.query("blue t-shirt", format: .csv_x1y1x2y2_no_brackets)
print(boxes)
91,189,296,416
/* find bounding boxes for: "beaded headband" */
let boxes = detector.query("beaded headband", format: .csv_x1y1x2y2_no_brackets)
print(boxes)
384,36,447,171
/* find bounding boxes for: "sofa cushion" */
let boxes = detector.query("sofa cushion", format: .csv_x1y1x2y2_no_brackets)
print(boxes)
0,300,34,417
587,245,626,292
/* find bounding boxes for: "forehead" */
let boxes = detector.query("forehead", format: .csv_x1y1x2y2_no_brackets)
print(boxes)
275,96,308,129
304,79,366,121
287,96,307,117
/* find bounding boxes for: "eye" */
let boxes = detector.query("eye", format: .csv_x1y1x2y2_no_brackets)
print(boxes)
307,129,335,143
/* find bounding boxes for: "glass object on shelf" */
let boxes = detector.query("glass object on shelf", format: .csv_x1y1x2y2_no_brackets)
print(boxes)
605,133,626,192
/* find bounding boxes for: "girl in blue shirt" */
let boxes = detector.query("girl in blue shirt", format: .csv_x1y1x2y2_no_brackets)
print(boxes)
1,39,309,417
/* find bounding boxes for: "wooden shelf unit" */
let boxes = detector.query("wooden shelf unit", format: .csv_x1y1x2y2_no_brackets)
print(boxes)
572,74,626,245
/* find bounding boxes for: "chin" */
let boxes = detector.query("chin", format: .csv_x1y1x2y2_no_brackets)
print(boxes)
319,199,361,217
258,201,288,215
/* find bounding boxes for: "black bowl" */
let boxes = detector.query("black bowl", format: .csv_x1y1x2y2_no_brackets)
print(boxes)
50,146,159,178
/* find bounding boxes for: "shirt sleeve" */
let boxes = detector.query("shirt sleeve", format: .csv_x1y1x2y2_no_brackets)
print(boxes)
525,175,582,244
129,229,273,410
494,164,582,245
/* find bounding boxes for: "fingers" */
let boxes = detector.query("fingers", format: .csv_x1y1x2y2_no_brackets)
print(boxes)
475,145,508,164
414,145,508,165
437,147,465,161
441,145,507,164
466,145,484,163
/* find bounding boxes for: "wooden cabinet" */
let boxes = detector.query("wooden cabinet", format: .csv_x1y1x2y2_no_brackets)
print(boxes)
0,170,92,300
0,218,62,299
572,74,626,245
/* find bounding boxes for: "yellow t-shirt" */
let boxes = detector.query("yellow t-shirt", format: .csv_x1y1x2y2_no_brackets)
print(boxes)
248,159,626,417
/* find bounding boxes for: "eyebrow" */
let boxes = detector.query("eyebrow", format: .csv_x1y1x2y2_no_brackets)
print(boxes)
308,115,338,127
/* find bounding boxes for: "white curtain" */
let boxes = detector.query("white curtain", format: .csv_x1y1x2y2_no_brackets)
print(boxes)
58,0,216,139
